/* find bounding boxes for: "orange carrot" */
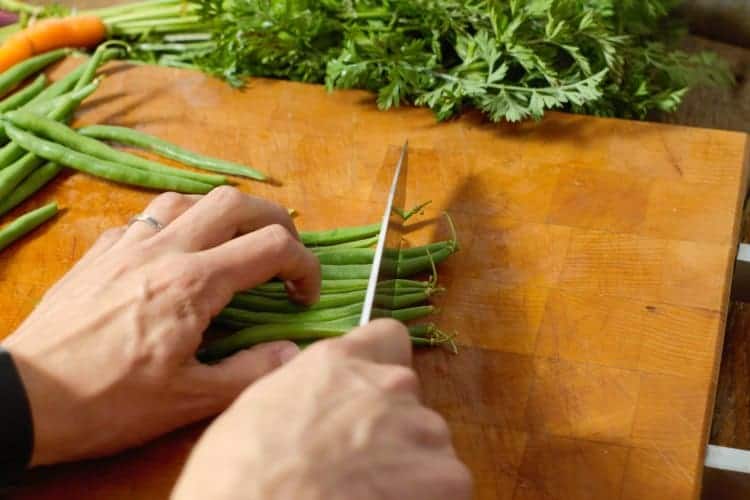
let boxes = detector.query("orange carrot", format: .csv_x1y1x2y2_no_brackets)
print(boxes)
0,15,106,72
0,31,34,72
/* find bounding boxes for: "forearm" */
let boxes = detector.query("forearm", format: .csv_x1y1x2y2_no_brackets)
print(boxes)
0,346,33,487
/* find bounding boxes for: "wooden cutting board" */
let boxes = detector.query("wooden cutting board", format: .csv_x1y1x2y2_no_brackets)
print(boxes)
1,57,748,500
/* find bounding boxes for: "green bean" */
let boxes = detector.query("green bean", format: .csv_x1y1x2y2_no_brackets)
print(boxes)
246,286,431,302
251,279,370,294
395,200,432,221
74,43,123,91
315,248,376,265
310,235,378,253
248,278,429,296
25,79,101,117
218,302,365,326
0,162,61,217
300,223,380,246
408,323,436,339
379,279,433,290
0,79,101,148
231,288,434,313
249,278,430,294
0,52,113,194
0,153,45,200
397,245,456,276
0,202,57,252
379,305,436,322
77,124,267,181
0,79,102,170
0,75,46,113
200,314,436,362
200,322,349,361
320,264,372,280
217,303,435,329
26,63,87,106
25,48,119,107
0,49,69,98
314,241,453,265
5,124,214,194
201,324,439,362
6,110,228,186
250,285,432,300
0,81,100,197
319,245,455,279
376,291,437,309
400,241,456,259
206,329,439,360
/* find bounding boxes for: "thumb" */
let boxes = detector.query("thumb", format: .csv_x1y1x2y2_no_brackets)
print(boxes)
195,341,300,403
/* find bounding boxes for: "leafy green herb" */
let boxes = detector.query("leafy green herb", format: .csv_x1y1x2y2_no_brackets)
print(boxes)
139,0,733,122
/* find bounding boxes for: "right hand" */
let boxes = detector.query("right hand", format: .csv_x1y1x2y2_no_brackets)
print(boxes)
171,319,472,500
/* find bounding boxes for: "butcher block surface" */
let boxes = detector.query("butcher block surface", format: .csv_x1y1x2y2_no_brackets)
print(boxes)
0,58,749,500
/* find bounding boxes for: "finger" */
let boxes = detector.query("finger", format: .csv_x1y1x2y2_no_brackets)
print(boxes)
402,406,452,449
152,186,297,252
197,224,321,310
336,318,412,367
189,341,299,403
118,192,201,245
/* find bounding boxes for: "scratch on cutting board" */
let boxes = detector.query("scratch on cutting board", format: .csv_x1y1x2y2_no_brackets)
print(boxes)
660,132,685,177
70,236,78,262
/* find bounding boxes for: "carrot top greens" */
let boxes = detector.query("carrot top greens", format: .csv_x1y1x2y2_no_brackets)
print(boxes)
159,0,734,122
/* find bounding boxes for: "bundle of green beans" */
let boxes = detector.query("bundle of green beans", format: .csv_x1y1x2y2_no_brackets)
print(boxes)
0,45,269,253
0,47,111,250
200,218,459,362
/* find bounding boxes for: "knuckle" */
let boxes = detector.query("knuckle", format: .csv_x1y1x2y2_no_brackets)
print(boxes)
209,185,246,208
263,224,296,255
152,191,188,212
169,264,211,325
381,318,410,339
368,318,410,344
271,203,295,227
380,365,419,393
147,192,193,223
419,408,451,439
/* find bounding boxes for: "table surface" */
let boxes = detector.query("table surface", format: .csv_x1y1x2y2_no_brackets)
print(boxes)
0,57,749,500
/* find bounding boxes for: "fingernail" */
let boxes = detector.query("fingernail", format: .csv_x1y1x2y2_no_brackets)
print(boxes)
279,343,300,364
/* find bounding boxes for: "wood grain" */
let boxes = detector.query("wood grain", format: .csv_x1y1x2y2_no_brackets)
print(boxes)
0,57,748,500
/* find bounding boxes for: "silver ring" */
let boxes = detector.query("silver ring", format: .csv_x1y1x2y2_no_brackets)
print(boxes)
128,214,164,232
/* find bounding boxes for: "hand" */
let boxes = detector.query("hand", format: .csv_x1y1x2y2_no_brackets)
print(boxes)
172,319,472,500
1,187,321,466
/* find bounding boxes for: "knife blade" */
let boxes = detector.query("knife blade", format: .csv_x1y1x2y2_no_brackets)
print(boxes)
360,141,409,326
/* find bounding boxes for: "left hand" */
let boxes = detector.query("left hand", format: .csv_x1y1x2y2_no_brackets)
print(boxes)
2,187,321,466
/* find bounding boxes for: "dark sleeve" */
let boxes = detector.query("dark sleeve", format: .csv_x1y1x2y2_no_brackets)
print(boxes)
0,347,33,487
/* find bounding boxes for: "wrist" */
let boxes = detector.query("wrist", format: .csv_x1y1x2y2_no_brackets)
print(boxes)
4,348,84,467
0,347,34,484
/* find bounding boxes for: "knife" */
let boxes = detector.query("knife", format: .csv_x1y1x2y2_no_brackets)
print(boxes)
360,141,409,326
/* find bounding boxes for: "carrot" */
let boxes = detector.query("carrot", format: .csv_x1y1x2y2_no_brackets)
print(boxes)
0,15,106,72
0,32,33,72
